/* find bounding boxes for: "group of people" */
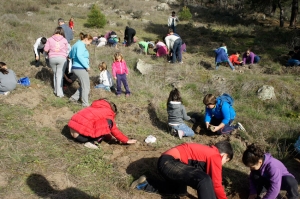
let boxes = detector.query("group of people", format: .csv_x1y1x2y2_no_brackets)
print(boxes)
215,43,261,71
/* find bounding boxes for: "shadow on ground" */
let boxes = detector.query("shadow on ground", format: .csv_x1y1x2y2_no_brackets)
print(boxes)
27,173,98,199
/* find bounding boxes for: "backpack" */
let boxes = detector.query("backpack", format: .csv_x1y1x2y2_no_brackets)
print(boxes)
217,93,234,110
17,77,30,86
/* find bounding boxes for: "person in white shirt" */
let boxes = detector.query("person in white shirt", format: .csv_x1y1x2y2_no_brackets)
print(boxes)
97,35,107,47
168,11,179,33
165,29,182,64
94,62,113,91
33,37,47,67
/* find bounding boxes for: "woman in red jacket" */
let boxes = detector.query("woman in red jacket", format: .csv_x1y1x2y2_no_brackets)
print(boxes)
68,98,137,149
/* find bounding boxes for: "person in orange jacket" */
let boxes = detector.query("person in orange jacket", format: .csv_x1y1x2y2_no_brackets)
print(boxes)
229,51,243,66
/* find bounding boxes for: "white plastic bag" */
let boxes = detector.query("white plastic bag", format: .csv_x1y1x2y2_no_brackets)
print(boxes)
145,135,156,143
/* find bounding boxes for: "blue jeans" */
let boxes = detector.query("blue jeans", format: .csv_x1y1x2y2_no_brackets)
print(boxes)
216,60,235,70
171,38,182,63
144,155,216,198
94,84,110,91
169,25,176,33
287,59,300,66
254,55,260,63
171,124,194,137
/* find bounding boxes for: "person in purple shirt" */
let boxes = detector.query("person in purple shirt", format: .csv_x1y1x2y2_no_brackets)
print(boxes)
242,144,299,199
243,49,260,64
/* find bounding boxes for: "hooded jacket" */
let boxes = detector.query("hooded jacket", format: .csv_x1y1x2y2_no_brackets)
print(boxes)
249,153,295,199
68,99,129,143
69,40,89,69
44,34,68,59
112,60,129,78
167,101,191,124
215,47,229,63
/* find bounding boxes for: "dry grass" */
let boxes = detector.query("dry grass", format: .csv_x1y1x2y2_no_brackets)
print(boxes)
0,0,300,198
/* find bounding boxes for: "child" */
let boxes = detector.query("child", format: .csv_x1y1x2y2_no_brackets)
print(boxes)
112,52,130,97
168,11,179,33
154,39,168,57
95,62,113,91
242,143,299,199
167,88,194,139
0,62,17,95
69,17,74,31
97,35,107,47
229,51,243,66
108,31,119,49
243,49,260,65
138,41,154,55
68,98,137,149
215,43,235,71
33,37,47,67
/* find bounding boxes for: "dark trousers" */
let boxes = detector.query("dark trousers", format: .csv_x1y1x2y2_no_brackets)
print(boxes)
116,73,130,95
125,31,136,46
210,117,235,134
144,155,216,198
251,170,299,199
171,38,182,63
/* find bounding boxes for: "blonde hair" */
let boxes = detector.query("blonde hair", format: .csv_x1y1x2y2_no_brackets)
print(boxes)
98,62,107,71
113,52,124,62
79,32,93,41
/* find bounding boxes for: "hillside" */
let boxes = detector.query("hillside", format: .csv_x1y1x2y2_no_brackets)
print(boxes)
0,0,299,198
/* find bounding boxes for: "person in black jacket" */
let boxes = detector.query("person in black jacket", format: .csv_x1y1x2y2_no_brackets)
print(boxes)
124,26,136,47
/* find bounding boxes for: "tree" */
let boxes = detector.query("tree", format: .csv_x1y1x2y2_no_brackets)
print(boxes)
85,4,106,28
289,0,298,27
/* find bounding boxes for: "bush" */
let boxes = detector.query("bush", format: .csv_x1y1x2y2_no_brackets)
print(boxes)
85,4,106,28
179,6,192,21
132,11,143,19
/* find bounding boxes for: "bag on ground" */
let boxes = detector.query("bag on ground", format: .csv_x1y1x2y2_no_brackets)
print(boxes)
17,77,30,86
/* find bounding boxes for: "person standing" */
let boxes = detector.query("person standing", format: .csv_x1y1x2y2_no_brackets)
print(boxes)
168,11,179,33
58,18,73,52
124,26,136,47
44,27,69,98
33,37,47,67
68,17,74,31
69,32,93,107
165,29,182,63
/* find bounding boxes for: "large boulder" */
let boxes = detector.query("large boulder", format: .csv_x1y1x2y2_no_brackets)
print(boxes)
257,85,276,100
136,59,154,75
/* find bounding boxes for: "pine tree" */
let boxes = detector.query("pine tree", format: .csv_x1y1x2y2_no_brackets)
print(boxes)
85,4,106,28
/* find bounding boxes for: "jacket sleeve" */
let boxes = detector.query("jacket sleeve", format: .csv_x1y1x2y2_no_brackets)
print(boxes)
250,52,255,64
242,53,247,64
181,105,191,121
76,45,89,69
112,63,116,78
249,171,257,195
263,167,282,199
44,39,50,52
110,121,129,143
220,102,231,125
207,154,227,199
33,38,41,56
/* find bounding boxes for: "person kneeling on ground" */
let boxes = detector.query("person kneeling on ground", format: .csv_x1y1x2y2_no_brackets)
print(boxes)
243,49,260,65
68,98,137,149
229,51,243,66
131,140,233,199
242,143,299,199
203,93,245,134
286,46,300,66
0,62,17,95
214,43,235,71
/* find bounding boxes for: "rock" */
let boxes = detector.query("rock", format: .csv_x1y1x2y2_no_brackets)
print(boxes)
136,59,153,75
156,3,170,11
257,85,276,100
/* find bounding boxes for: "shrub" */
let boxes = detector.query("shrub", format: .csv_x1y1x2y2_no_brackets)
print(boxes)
179,6,192,21
132,11,143,19
85,4,106,28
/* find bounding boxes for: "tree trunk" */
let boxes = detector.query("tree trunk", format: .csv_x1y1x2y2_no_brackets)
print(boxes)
278,1,284,27
290,0,298,27
271,1,277,16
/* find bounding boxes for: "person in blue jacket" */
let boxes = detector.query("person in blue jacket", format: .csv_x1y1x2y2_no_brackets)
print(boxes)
203,94,238,134
242,143,299,199
215,43,235,71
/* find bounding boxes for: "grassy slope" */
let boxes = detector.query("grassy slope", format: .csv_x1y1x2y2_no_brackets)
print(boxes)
0,0,299,198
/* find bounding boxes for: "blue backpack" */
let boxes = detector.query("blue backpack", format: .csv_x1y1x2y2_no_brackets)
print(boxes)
217,93,234,109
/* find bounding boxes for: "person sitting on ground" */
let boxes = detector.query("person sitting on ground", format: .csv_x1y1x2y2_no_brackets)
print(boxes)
131,140,233,199
286,46,300,66
138,41,155,55
95,62,113,91
63,61,77,90
154,39,168,57
0,62,17,95
242,49,260,65
107,31,119,49
203,93,244,134
167,88,195,139
214,43,235,71
242,143,299,199
124,26,136,47
33,37,47,67
68,98,137,149
97,35,107,47
229,51,243,66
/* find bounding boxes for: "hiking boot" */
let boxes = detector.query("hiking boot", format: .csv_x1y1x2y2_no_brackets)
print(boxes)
178,130,184,139
236,122,246,132
84,142,99,149
131,175,148,190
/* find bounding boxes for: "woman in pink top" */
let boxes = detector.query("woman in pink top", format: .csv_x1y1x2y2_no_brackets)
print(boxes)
44,27,68,97
112,52,130,97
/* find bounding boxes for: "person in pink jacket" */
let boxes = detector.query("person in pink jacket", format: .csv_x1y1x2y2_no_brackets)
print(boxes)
44,27,68,97
112,52,131,97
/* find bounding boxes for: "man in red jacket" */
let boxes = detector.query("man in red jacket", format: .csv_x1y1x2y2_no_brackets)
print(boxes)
131,141,233,199
68,99,136,149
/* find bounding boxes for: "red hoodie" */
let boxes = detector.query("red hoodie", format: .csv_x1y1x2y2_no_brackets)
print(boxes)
68,99,128,143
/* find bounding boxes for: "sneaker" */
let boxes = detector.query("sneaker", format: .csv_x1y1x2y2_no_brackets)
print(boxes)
125,93,130,97
177,130,184,139
171,128,178,136
84,142,99,149
237,122,246,132
131,175,148,190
